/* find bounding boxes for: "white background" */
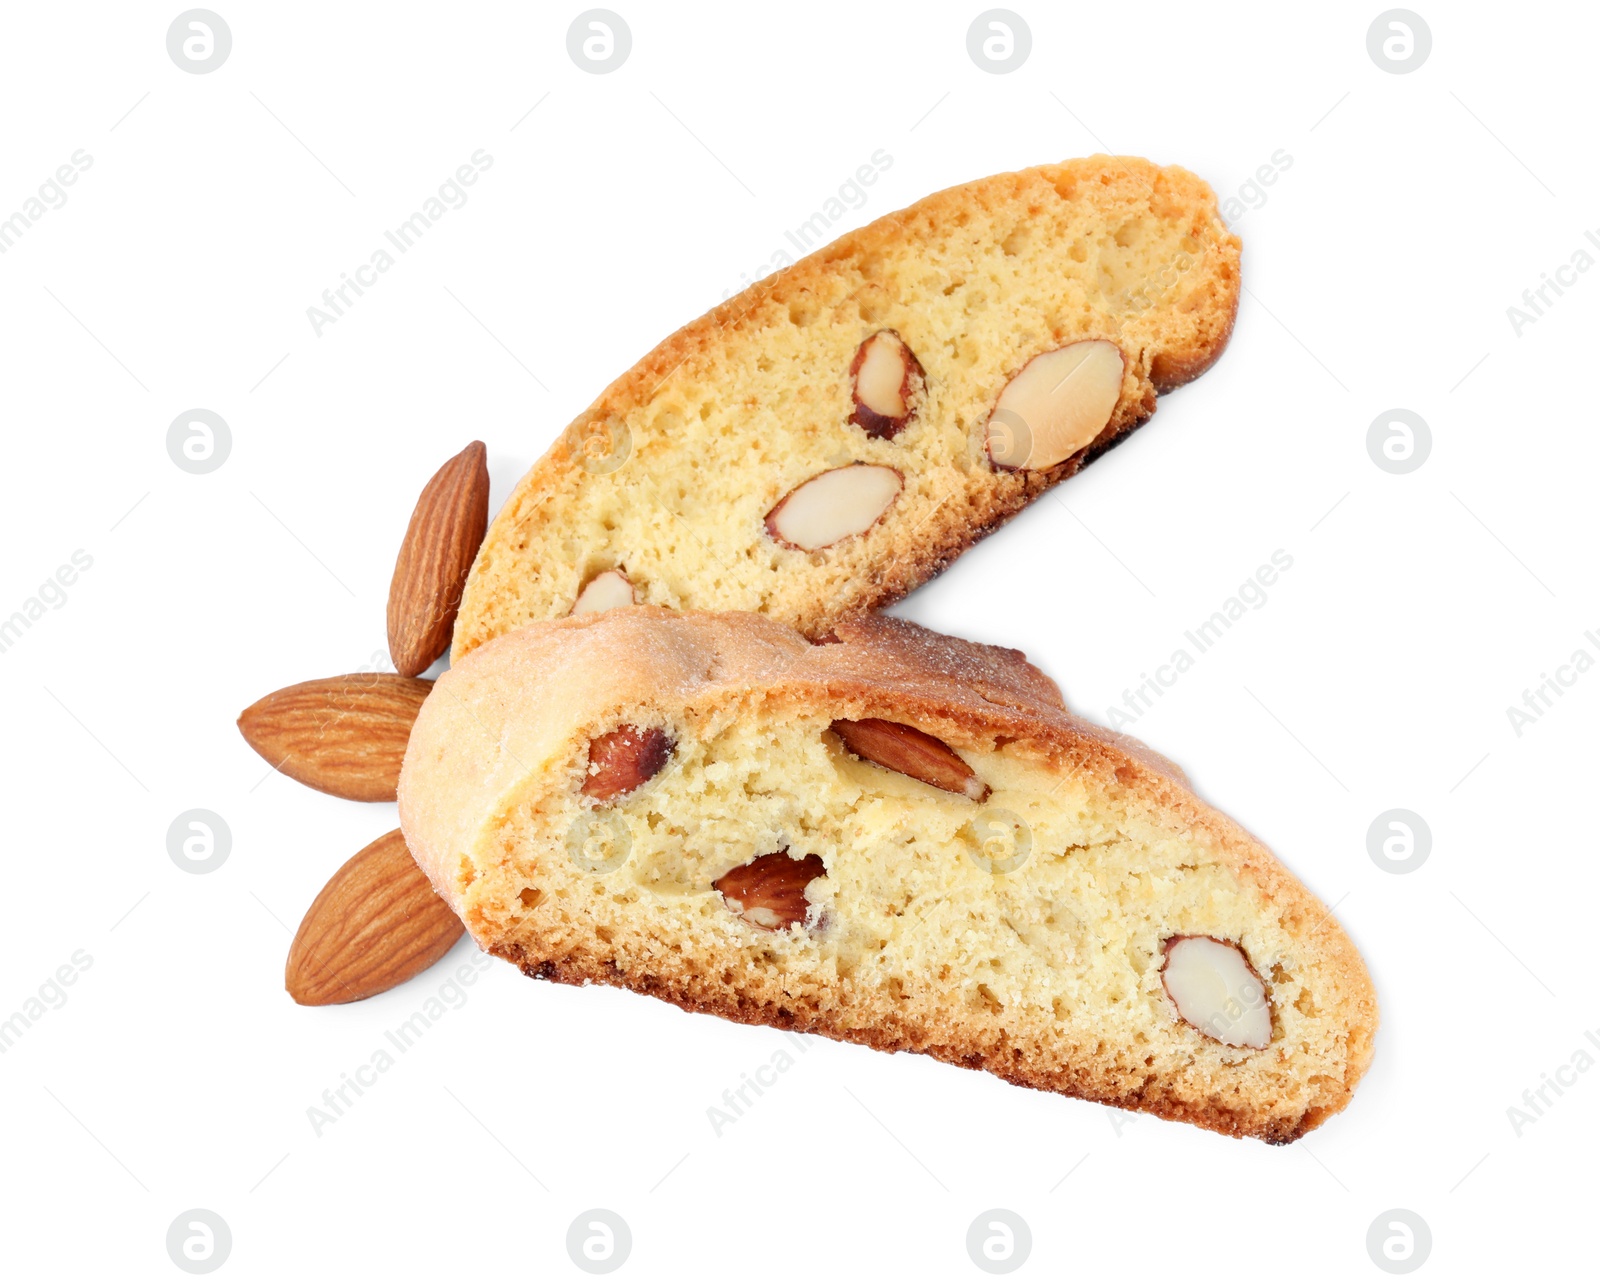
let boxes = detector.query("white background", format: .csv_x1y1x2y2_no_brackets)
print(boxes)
1,1,1594,1279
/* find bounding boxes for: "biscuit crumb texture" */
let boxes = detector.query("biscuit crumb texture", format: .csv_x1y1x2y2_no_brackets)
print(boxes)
454,156,1241,656
401,611,1374,1143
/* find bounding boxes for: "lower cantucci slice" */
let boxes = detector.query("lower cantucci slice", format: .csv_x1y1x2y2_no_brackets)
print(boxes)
985,339,1125,470
849,329,924,439
584,725,674,800
831,718,989,802
766,464,901,552
572,569,636,615
713,851,827,930
1160,935,1273,1049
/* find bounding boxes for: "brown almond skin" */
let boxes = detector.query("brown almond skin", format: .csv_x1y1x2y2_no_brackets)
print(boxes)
287,829,463,1005
713,851,827,930
387,441,489,677
238,673,432,802
583,725,674,801
831,718,989,802
848,330,925,439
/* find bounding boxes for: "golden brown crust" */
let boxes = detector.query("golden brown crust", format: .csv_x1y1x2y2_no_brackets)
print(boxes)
453,156,1242,656
400,609,1376,1143
496,942,1306,1143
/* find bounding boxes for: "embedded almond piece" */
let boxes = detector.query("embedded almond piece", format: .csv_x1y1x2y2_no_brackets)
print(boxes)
831,718,989,802
713,851,827,930
584,724,674,800
985,339,1125,470
572,569,636,615
1160,935,1272,1049
849,330,924,439
766,464,901,551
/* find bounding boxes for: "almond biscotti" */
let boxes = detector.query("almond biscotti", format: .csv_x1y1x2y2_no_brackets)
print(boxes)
399,609,1375,1142
451,156,1241,656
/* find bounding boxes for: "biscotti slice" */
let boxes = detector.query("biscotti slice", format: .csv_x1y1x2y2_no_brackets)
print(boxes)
399,609,1375,1142
452,155,1241,657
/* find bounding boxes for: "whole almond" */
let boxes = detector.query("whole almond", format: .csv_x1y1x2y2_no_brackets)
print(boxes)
387,440,490,676
238,673,431,802
287,829,463,1005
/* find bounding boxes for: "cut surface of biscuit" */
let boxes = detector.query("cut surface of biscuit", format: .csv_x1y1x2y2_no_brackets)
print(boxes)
453,156,1241,656
400,609,1375,1143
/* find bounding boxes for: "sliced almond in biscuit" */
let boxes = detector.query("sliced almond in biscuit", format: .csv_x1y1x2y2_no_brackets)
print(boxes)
1161,935,1273,1049
571,569,637,615
985,339,1125,470
831,718,989,801
584,725,674,801
766,464,901,552
849,330,924,439
713,851,827,930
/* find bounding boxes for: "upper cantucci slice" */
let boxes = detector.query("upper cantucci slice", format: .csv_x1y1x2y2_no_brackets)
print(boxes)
985,339,1125,470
